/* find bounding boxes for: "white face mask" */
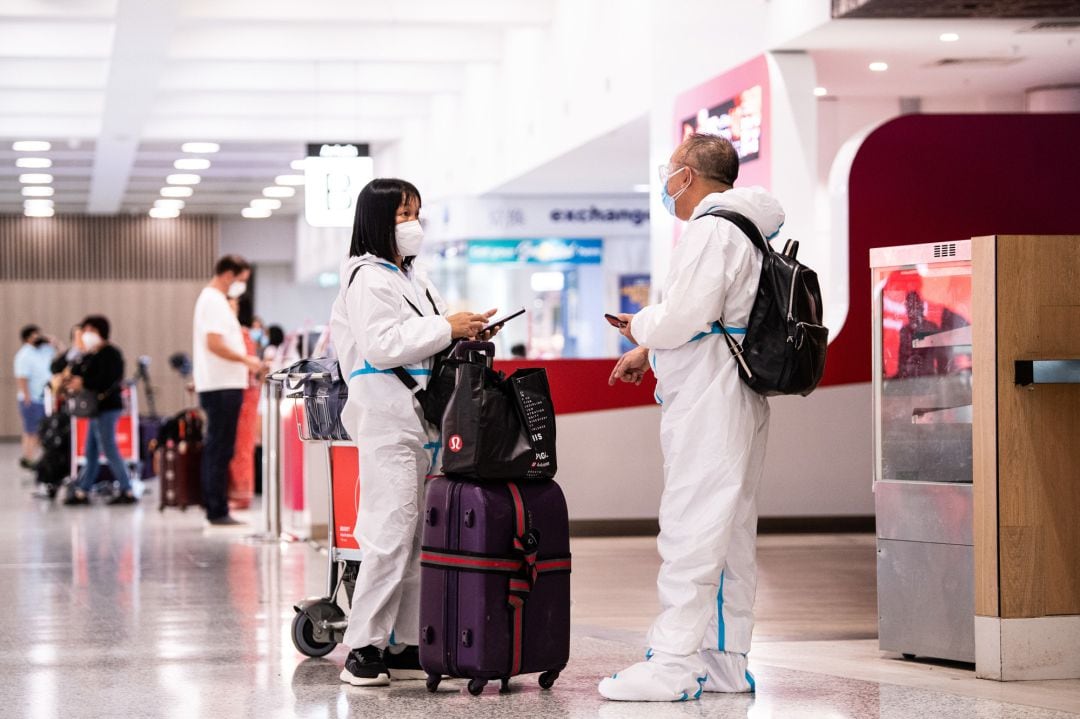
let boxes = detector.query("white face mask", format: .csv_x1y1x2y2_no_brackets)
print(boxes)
227,281,247,298
395,220,425,257
82,332,102,351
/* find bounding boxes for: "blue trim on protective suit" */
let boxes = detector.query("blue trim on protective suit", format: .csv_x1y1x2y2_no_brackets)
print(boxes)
690,322,746,343
745,670,756,693
350,361,432,379
765,221,785,242
424,440,441,477
717,570,726,651
378,262,401,272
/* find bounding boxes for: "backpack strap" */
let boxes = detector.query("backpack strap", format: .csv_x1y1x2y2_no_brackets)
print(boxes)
346,263,439,394
702,208,765,380
703,208,771,256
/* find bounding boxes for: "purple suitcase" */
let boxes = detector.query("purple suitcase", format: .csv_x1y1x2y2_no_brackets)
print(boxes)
420,477,571,695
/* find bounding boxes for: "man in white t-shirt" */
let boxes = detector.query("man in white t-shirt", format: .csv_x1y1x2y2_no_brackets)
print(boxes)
193,255,263,526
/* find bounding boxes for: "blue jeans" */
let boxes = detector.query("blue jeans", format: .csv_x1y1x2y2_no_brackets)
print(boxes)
76,409,132,494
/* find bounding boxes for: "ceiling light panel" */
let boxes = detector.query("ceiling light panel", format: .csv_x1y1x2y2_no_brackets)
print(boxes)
250,198,282,210
16,158,52,169
275,175,306,186
13,141,51,152
174,158,211,170
149,207,180,219
262,186,295,198
242,208,272,219
166,174,201,185
19,174,53,184
161,186,194,197
22,186,55,197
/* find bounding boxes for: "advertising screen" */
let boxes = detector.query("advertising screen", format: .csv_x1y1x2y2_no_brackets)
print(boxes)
673,54,770,190
681,85,763,163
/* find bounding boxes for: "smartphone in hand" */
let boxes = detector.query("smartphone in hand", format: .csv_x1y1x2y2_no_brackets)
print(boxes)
604,313,628,329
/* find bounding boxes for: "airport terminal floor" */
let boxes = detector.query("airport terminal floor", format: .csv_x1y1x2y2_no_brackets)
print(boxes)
2,441,1078,719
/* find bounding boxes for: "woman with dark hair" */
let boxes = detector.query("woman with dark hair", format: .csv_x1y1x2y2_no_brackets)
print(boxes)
329,178,496,686
64,315,136,505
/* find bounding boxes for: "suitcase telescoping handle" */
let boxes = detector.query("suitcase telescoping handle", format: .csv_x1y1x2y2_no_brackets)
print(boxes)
451,341,496,369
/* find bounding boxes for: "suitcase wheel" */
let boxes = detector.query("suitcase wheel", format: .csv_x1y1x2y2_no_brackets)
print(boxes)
425,674,441,693
539,671,559,690
500,678,511,694
467,679,487,696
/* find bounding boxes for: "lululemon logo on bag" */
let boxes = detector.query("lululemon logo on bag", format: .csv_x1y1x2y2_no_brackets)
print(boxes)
448,435,463,453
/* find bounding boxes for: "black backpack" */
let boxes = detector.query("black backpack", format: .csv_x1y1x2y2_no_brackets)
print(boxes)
705,209,828,397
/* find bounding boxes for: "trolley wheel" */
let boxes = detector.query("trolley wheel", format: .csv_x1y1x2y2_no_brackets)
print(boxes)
290,602,341,658
425,674,441,693
467,679,487,696
539,671,559,690
500,678,511,694
902,653,916,661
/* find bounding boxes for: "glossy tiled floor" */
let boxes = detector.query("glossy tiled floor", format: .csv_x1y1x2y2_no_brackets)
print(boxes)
2,441,1078,718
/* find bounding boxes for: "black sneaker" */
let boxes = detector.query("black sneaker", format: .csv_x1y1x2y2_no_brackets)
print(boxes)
107,493,138,506
208,516,243,526
385,645,426,681
63,492,90,506
340,645,390,687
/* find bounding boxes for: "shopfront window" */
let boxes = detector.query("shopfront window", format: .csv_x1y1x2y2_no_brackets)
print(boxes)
423,235,650,359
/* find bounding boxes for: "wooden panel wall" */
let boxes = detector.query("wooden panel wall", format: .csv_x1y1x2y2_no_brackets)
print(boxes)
994,235,1080,618
0,215,217,280
972,236,999,618
1,215,218,437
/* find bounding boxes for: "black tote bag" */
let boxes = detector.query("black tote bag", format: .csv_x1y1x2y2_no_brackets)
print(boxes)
440,363,557,481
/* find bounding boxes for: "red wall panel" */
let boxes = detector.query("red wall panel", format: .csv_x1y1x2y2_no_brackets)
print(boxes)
824,113,1080,386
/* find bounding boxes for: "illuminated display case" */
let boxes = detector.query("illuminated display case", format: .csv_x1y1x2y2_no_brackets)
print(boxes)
871,240,975,664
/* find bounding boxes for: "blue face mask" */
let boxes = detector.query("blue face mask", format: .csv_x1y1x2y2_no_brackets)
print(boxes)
660,166,690,217
249,329,265,344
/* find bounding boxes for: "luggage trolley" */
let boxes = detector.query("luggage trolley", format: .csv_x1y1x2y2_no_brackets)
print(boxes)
276,369,363,658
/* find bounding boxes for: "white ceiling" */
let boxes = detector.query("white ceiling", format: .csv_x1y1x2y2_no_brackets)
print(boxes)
2,4,1079,216
491,114,651,196
0,0,555,217
785,18,1080,98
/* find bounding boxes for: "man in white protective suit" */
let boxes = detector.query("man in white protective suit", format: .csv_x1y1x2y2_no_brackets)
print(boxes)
599,133,783,702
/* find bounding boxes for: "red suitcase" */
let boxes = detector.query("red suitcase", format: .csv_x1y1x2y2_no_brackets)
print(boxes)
419,477,571,695
157,439,202,511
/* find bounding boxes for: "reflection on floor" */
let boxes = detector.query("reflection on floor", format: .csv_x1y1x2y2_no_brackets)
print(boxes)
1,441,1078,718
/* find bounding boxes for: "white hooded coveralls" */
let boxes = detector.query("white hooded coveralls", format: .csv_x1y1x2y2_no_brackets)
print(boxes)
329,254,453,650
632,188,783,684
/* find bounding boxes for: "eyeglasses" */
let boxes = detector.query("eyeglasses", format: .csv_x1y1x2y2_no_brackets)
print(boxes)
657,163,693,184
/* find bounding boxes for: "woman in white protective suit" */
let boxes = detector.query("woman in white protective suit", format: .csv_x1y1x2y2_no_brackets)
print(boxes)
329,178,497,686
599,134,784,702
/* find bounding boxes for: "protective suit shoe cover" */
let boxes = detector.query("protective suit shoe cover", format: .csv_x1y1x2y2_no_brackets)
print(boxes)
598,651,707,702
700,650,755,693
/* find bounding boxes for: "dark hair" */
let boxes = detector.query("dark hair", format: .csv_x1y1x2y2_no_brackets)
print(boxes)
236,296,255,328
214,254,251,277
20,324,40,342
81,315,111,341
349,178,421,267
267,325,285,348
680,133,740,186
